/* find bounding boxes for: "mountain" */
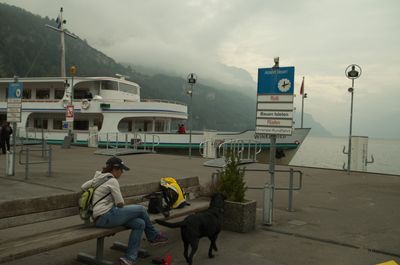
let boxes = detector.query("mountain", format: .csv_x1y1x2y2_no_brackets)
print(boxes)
294,112,332,136
0,3,257,131
0,3,331,135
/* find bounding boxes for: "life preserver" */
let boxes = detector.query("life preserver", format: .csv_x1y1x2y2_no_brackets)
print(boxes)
81,99,90,110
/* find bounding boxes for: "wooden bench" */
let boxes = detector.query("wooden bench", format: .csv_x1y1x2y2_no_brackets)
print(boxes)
0,176,209,264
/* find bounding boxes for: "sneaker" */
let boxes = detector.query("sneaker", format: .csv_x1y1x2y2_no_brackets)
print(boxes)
119,256,136,265
149,233,168,246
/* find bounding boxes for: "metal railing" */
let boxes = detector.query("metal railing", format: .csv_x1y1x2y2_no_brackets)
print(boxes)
16,127,45,145
19,145,53,180
246,168,303,212
96,132,160,153
217,139,262,162
141,98,187,106
211,167,303,222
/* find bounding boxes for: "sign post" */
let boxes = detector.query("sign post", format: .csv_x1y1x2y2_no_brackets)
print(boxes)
256,58,295,225
62,66,76,148
6,77,24,176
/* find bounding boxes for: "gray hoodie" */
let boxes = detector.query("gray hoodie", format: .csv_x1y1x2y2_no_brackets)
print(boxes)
81,171,124,218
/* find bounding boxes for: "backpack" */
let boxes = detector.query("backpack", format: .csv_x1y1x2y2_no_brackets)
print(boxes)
160,177,186,210
79,175,112,222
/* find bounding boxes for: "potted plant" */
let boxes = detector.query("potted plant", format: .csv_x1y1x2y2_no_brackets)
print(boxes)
213,152,257,233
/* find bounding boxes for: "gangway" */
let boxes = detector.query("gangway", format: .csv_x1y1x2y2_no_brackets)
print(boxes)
203,139,262,167
93,132,160,156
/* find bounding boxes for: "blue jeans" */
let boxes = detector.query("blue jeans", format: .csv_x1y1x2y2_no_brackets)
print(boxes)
96,205,159,261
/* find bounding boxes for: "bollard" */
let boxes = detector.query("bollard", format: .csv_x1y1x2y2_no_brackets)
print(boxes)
6,152,14,176
263,183,274,226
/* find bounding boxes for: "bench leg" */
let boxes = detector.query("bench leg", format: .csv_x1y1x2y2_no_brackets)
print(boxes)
111,241,150,258
77,237,113,265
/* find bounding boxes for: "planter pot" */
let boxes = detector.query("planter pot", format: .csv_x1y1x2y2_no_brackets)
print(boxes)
223,199,257,233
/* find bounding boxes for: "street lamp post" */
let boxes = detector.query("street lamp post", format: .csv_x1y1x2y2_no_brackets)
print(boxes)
69,66,77,139
345,64,362,174
187,73,197,159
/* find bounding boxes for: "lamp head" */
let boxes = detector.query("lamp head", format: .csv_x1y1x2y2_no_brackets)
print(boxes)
348,65,359,78
348,87,354,93
187,73,197,84
69,66,77,76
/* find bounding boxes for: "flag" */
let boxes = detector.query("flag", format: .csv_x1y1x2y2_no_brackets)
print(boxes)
300,77,304,95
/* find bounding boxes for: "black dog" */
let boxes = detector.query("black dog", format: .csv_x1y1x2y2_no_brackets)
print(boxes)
155,193,225,265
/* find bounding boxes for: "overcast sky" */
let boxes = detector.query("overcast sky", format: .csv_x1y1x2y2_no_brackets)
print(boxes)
2,0,400,138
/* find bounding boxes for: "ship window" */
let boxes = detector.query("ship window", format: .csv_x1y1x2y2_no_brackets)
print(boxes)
135,119,152,132
36,89,50,99
74,120,89,131
155,120,165,132
74,89,90,99
118,120,129,132
119,83,138,94
34,119,48,129
101,81,118,90
53,119,63,130
55,89,64,99
23,89,32,99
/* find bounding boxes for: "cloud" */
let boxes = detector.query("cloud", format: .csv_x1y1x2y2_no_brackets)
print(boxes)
2,0,400,138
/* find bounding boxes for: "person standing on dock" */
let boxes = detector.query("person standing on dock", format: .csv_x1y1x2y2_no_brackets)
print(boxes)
81,157,168,265
178,124,186,134
0,122,13,154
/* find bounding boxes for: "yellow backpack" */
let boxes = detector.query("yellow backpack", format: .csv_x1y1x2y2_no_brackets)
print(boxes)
160,177,186,209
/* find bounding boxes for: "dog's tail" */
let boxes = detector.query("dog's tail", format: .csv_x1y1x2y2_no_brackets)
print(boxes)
155,219,185,228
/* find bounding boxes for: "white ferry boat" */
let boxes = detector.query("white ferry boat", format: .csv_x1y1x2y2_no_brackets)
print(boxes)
0,75,309,164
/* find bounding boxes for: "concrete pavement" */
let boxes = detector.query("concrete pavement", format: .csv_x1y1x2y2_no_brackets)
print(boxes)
0,145,399,265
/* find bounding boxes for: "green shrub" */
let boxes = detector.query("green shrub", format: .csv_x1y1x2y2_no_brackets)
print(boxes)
217,152,247,202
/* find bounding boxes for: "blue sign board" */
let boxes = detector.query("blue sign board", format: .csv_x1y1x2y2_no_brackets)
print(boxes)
257,66,295,94
7,82,24,99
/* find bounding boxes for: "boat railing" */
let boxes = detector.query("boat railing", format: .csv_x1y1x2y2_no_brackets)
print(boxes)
141,98,187,106
199,140,211,157
96,132,160,152
22,99,60,103
16,127,46,145
217,139,262,162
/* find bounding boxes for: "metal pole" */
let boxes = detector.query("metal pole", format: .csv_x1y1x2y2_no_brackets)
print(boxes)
59,8,66,78
48,145,52,177
68,75,74,139
288,168,294,211
263,183,274,225
269,135,276,185
301,93,305,128
25,147,29,180
189,85,193,159
41,117,45,157
11,122,17,176
347,79,354,174
265,134,276,225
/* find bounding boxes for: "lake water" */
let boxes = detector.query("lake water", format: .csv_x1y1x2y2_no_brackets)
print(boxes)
289,136,400,176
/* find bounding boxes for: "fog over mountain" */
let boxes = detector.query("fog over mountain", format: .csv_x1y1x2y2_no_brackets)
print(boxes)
1,0,399,139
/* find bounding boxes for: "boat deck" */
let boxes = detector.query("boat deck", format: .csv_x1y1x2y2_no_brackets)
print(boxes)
93,148,155,156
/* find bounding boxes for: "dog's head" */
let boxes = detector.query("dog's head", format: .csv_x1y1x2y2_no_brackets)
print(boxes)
209,193,226,209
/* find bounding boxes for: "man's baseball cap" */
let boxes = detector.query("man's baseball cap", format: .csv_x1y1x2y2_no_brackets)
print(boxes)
106,157,130,171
